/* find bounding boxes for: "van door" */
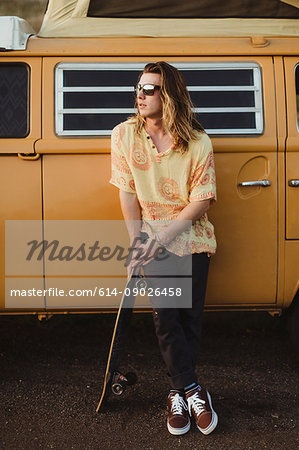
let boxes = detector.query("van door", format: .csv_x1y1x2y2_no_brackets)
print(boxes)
0,58,43,311
204,57,278,306
283,57,299,308
284,58,299,239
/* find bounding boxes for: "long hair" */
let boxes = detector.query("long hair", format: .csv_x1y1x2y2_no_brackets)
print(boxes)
134,61,205,153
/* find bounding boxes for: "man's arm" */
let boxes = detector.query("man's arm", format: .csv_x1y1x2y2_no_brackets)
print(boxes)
156,199,211,246
119,190,142,245
130,199,211,269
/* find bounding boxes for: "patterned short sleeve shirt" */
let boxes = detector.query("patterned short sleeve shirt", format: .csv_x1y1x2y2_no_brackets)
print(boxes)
109,119,217,256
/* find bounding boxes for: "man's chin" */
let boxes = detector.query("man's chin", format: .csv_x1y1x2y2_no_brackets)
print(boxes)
139,111,148,118
138,110,162,120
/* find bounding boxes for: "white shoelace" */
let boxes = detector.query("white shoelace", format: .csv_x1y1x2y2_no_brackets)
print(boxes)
170,393,187,415
187,391,206,417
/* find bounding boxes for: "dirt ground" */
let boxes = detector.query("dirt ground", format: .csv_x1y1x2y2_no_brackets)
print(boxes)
0,311,298,449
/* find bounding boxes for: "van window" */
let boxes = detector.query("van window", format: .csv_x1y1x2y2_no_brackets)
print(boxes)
296,65,299,128
0,63,29,138
55,62,263,137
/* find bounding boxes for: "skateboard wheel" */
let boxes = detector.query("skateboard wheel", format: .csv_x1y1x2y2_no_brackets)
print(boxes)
112,382,125,395
135,279,147,290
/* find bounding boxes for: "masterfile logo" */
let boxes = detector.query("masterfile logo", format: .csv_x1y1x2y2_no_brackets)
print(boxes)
5,220,192,309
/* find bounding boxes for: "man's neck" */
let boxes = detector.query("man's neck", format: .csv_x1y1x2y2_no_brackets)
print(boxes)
144,118,166,137
144,118,174,153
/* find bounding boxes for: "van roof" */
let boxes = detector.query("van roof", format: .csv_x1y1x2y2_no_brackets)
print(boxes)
38,0,299,38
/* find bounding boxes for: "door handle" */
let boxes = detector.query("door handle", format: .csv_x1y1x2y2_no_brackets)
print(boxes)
288,179,299,187
238,179,271,187
18,153,40,161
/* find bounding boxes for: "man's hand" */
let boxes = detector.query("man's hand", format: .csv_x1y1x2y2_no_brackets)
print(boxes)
132,237,162,268
127,236,165,272
126,238,143,277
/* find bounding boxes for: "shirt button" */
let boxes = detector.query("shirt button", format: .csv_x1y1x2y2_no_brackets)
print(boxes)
152,145,155,149
147,136,150,139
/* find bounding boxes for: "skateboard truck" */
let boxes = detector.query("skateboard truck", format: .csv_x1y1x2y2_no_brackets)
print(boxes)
111,371,138,396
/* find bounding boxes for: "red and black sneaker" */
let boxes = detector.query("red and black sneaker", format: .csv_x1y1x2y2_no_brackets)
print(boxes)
167,391,191,435
186,386,218,435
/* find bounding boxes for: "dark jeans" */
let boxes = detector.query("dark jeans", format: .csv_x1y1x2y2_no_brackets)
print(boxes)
143,251,210,390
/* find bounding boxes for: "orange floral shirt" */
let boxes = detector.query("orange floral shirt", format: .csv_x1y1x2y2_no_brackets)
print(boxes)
109,119,217,256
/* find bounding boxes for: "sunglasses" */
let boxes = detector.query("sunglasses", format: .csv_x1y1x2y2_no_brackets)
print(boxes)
135,83,161,96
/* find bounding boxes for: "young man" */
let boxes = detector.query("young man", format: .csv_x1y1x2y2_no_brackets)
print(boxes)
109,62,218,435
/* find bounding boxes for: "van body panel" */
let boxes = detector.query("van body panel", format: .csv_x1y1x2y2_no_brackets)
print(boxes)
42,154,120,220
0,57,41,154
7,36,299,57
0,157,43,310
35,138,111,154
35,137,279,155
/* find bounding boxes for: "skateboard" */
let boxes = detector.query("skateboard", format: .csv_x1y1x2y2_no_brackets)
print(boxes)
96,268,147,413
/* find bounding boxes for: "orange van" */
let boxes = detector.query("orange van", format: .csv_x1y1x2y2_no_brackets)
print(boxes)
0,1,299,350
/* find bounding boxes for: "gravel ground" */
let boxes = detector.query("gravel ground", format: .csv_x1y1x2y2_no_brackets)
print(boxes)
0,311,298,449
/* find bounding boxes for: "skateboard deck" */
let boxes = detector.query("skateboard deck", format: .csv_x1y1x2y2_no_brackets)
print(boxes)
96,269,146,413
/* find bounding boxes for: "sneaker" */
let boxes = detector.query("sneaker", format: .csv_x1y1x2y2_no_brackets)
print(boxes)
167,391,191,435
186,386,218,435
